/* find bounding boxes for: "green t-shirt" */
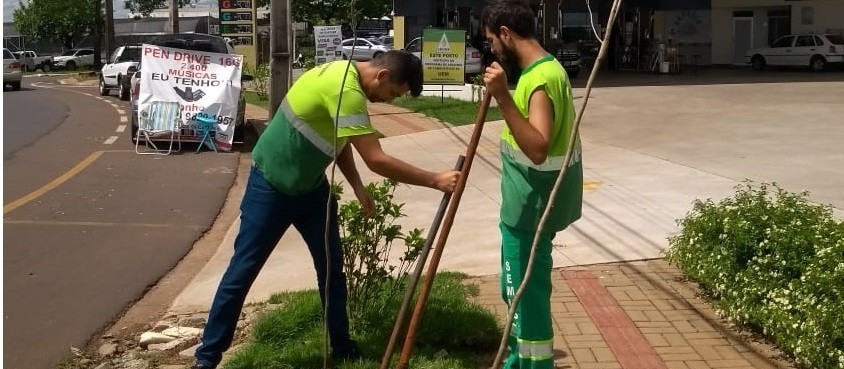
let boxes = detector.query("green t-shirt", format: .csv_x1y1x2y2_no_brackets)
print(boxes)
500,54,583,233
252,61,376,195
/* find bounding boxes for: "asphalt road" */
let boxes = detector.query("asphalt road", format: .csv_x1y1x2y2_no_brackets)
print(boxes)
2,76,240,369
3,81,68,158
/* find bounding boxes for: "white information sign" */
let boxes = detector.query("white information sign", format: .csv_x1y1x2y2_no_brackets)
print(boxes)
314,25,344,65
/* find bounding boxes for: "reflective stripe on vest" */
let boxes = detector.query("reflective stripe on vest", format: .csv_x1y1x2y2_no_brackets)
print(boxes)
337,113,369,128
500,140,581,171
280,99,336,156
517,338,553,360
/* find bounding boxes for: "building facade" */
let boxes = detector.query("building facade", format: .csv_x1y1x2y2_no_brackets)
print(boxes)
711,0,844,65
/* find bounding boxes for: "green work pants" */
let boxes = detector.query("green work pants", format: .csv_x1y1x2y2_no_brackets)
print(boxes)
500,222,555,369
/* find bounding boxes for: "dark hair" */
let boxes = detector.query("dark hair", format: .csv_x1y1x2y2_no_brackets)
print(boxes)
370,50,423,97
481,0,536,39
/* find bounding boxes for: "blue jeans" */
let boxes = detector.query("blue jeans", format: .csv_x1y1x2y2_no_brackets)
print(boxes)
195,166,355,368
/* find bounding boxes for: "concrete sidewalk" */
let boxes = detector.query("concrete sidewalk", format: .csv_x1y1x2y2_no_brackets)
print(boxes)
166,76,844,368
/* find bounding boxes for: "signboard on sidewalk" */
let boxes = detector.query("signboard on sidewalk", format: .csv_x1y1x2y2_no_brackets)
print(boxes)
421,29,465,85
314,25,343,65
138,44,243,152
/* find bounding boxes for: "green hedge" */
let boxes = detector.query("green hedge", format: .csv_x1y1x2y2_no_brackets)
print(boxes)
666,183,844,369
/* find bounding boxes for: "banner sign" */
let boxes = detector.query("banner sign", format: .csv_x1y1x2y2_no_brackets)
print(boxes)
421,29,465,84
138,44,243,151
314,25,343,65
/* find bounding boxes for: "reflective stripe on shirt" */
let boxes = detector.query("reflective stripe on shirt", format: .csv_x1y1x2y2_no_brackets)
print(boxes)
336,113,370,128
280,99,336,157
500,141,581,171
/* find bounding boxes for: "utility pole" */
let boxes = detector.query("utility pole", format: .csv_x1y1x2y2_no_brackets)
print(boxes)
170,0,179,34
268,0,291,117
92,0,103,70
105,0,115,60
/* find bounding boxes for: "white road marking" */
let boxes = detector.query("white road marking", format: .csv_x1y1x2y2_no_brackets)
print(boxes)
103,136,118,145
117,109,126,115
120,116,128,123
116,125,126,133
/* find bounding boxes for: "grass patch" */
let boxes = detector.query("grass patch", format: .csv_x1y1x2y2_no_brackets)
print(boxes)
223,272,501,369
392,95,502,126
244,90,268,109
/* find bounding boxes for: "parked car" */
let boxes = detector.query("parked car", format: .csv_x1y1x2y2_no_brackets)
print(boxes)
53,48,96,70
11,50,53,72
404,36,483,81
340,38,391,61
3,48,23,90
375,35,394,48
129,33,252,143
746,33,844,71
99,45,141,100
554,46,582,79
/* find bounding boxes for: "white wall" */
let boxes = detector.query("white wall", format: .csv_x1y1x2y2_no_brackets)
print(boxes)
711,0,844,65
791,3,844,35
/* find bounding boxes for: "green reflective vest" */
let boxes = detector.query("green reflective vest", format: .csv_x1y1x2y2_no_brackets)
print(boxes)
252,61,375,195
500,54,583,233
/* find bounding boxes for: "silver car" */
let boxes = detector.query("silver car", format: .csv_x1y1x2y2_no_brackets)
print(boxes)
340,38,391,61
3,48,23,91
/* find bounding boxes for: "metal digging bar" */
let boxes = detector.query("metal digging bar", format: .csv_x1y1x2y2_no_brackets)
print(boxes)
379,155,466,369
394,92,493,369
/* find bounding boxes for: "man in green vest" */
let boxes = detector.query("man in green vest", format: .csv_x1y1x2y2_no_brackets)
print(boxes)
192,51,460,369
481,0,584,368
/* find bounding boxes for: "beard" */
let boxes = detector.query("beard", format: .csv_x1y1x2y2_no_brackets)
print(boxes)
495,43,520,70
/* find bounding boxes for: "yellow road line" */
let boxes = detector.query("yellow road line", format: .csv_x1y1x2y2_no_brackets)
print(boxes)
4,151,104,214
3,219,203,229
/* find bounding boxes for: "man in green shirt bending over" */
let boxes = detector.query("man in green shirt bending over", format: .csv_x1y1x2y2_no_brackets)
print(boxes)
192,51,460,369
482,0,584,368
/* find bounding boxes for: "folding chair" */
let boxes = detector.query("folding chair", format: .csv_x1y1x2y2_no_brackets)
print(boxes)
135,101,182,155
195,115,218,153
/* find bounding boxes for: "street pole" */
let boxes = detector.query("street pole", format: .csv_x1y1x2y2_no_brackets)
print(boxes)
92,0,103,70
269,0,291,117
104,0,115,60
170,0,179,34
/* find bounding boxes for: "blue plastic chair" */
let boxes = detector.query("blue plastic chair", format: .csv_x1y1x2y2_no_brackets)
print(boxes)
195,115,218,153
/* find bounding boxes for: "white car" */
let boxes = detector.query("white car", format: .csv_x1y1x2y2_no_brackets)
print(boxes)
340,38,391,61
99,45,141,100
53,48,96,70
3,48,23,90
405,37,484,78
746,33,844,71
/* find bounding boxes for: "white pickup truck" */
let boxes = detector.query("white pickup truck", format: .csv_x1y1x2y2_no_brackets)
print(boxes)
99,45,141,100
12,50,53,72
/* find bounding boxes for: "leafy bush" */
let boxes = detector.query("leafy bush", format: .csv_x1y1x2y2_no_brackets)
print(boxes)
248,63,270,100
666,182,844,369
333,180,426,323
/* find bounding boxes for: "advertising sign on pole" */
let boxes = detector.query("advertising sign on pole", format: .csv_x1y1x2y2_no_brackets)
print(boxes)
421,29,465,85
138,44,243,152
219,0,257,68
313,26,344,65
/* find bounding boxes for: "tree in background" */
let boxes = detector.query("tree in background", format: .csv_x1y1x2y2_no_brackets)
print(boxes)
247,0,394,24
13,0,98,48
123,0,193,18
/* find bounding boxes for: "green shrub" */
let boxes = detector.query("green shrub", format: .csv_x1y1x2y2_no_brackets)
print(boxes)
666,182,844,369
247,63,270,100
333,180,426,324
